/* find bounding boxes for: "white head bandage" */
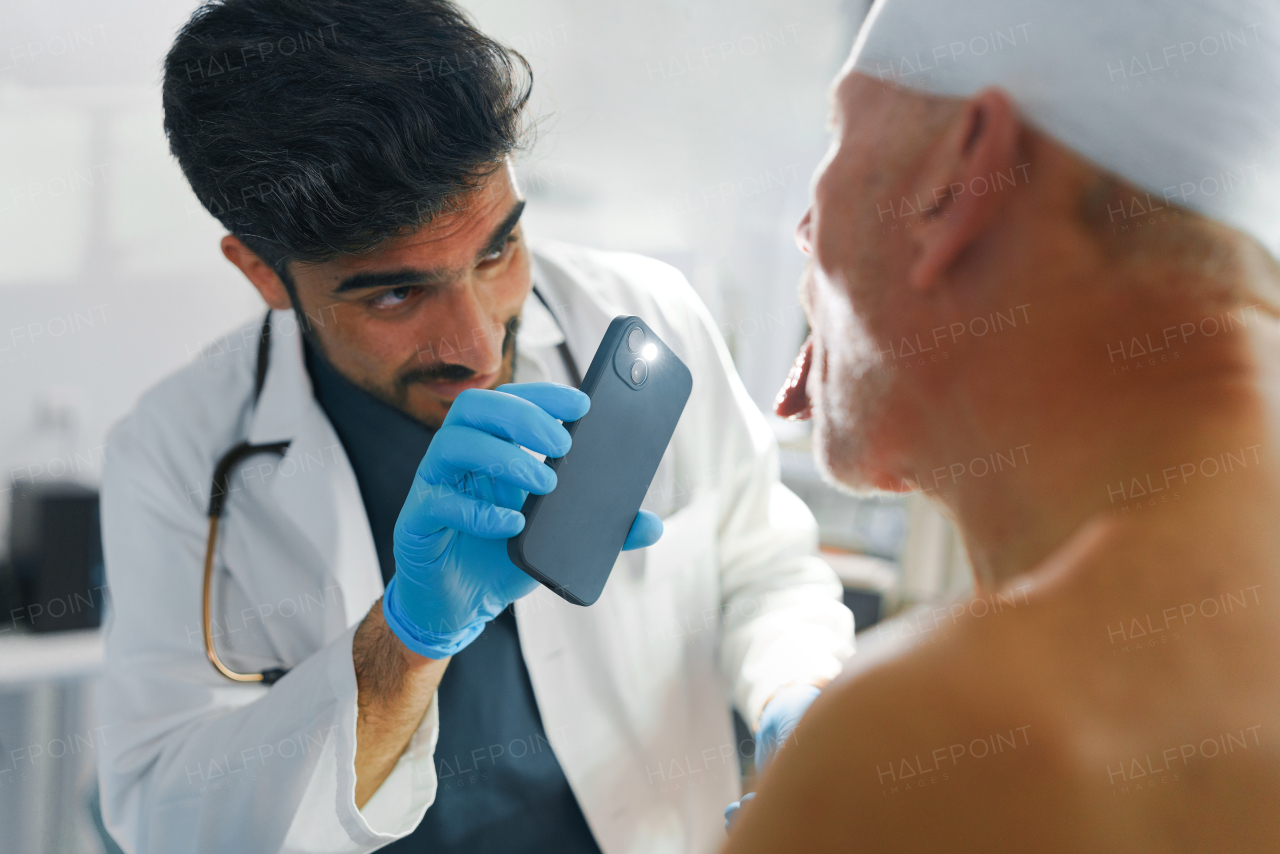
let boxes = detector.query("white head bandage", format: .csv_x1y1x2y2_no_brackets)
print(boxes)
851,0,1280,257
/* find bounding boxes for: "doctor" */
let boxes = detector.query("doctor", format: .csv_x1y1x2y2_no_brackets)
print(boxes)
96,1,854,852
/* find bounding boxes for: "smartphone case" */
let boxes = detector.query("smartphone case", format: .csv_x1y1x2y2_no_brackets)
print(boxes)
507,315,693,605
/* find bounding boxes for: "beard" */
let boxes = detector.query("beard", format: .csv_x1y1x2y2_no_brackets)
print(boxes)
302,309,522,430
392,314,520,398
807,284,901,497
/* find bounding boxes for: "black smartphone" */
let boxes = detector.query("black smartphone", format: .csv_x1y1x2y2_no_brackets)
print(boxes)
507,315,693,605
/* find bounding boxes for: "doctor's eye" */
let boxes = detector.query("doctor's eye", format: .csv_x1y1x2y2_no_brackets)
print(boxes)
370,286,414,308
480,234,518,265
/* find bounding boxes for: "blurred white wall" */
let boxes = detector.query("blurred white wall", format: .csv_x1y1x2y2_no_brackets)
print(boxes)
0,0,868,553
466,0,867,408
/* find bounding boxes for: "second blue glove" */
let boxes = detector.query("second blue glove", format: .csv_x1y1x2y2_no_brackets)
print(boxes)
724,684,822,833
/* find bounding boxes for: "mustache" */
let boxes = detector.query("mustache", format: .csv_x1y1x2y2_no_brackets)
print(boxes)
397,314,520,387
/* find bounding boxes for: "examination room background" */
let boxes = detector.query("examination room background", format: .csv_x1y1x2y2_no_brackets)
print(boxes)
0,1,961,851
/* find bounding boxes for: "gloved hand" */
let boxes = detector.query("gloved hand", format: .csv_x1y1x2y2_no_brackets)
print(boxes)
755,683,822,773
723,792,755,833
723,684,822,833
383,382,663,659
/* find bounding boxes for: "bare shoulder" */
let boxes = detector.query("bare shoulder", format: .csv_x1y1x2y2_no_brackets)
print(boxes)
724,584,1090,852
724,514,1280,853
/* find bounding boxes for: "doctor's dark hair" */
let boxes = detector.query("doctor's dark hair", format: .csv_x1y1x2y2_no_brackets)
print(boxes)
162,0,532,269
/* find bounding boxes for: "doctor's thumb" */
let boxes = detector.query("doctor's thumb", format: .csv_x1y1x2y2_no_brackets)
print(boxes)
621,510,663,551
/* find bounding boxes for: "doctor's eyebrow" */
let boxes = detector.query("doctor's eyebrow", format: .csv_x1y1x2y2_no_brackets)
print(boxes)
332,267,452,294
476,199,526,263
330,199,526,294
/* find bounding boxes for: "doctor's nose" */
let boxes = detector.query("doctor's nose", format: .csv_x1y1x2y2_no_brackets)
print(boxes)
794,209,814,256
427,287,508,376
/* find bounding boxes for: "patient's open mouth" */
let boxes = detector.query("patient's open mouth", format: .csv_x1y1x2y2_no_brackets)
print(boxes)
774,335,813,420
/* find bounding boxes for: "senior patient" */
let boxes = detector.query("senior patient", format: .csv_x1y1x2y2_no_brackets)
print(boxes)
726,0,1280,850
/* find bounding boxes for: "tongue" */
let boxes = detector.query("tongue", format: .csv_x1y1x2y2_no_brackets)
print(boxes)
774,335,814,420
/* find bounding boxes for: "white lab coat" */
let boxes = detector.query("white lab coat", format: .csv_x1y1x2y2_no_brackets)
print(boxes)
97,240,854,854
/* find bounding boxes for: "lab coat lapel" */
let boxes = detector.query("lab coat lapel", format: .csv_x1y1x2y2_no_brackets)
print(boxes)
245,310,383,626
529,255,615,380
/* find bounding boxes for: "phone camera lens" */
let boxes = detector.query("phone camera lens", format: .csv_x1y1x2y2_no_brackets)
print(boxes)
630,358,648,385
627,327,645,352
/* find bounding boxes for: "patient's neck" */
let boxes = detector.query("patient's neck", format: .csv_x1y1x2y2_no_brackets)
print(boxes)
928,301,1272,592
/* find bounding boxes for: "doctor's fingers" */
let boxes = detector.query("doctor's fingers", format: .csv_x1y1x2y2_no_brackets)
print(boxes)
621,510,663,551
443,387,579,457
494,382,590,423
423,425,556,494
724,792,756,833
399,480,526,540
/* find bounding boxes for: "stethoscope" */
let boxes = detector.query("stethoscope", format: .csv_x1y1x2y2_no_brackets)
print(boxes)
201,286,580,684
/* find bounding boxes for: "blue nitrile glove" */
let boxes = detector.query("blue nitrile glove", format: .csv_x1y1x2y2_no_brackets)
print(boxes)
755,684,822,772
383,382,664,659
723,684,822,833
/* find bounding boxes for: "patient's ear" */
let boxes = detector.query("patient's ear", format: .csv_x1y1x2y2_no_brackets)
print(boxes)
908,87,1020,291
221,235,293,311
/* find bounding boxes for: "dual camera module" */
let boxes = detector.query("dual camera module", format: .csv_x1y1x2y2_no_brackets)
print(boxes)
625,325,658,386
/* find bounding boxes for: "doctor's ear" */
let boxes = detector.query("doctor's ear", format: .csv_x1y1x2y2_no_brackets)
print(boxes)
221,235,294,311
907,87,1021,292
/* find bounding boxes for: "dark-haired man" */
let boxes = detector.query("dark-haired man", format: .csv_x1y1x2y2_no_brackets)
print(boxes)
95,2,853,853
